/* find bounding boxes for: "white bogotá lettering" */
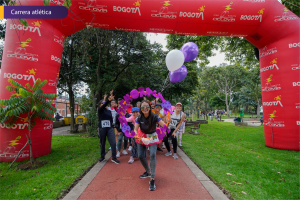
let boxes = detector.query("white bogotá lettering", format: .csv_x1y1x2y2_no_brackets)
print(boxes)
113,6,141,16
260,64,279,72
240,15,262,22
293,82,300,86
10,24,41,37
51,55,61,64
297,121,300,125
289,42,300,48
262,101,283,107
0,123,28,129
179,12,204,20
3,73,35,82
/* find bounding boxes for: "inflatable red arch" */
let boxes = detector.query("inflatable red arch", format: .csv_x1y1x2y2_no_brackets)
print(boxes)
0,0,299,162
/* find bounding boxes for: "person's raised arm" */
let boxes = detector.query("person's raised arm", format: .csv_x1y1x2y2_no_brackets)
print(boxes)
134,123,140,138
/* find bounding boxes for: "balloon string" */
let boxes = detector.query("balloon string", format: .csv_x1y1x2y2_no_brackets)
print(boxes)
161,73,169,92
161,83,171,93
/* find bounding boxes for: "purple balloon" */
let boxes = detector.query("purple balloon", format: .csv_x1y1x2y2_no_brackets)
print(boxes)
180,42,199,62
169,65,187,83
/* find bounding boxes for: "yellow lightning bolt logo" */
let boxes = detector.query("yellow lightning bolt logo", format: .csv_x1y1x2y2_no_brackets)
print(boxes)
9,136,21,147
258,8,265,15
269,110,276,118
22,117,28,122
274,95,281,101
266,74,273,83
283,7,289,12
198,6,205,12
57,73,59,77
133,0,141,7
163,0,171,7
26,68,37,75
225,2,233,11
270,58,277,64
32,21,42,28
19,38,31,48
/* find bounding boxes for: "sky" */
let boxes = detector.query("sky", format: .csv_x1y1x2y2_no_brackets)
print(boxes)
146,33,229,67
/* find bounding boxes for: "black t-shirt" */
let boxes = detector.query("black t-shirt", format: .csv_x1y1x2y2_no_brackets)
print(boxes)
135,113,161,135
97,100,113,128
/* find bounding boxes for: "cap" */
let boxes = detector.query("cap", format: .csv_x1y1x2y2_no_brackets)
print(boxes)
156,102,162,106
131,107,139,112
176,102,182,106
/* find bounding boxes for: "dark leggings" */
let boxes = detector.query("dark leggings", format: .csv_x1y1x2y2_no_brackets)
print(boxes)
129,137,132,146
163,129,177,153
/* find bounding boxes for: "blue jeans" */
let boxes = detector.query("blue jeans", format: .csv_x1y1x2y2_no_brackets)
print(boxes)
137,143,157,179
117,133,128,151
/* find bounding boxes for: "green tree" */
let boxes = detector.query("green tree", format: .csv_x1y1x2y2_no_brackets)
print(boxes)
0,78,56,167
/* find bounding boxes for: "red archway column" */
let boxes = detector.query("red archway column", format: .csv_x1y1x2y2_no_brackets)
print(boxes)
260,31,300,150
0,19,64,162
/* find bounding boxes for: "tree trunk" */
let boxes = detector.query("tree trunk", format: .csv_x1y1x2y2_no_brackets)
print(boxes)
69,87,75,132
225,93,230,117
28,117,33,164
257,99,261,118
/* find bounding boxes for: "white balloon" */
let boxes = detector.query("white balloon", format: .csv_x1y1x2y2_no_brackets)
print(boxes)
166,50,185,71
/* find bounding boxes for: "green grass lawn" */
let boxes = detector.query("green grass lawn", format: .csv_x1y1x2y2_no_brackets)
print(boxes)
182,121,300,200
0,134,108,199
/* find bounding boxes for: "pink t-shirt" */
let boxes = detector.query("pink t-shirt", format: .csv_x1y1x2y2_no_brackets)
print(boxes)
126,115,136,125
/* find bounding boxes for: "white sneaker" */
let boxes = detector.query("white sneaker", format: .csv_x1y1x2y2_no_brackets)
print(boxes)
128,146,132,151
147,147,149,150
165,151,172,156
116,151,120,157
162,144,166,149
122,150,128,155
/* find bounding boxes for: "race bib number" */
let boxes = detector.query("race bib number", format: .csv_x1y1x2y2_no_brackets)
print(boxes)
101,120,111,128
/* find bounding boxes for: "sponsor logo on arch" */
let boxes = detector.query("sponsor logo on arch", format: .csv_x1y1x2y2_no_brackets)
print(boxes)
179,5,205,20
296,103,300,109
293,82,300,87
291,64,300,70
115,27,140,32
240,8,264,22
113,0,141,16
264,110,285,127
54,35,65,47
243,0,265,3
262,74,281,92
260,58,279,72
289,42,300,48
7,38,38,62
85,22,109,28
259,46,277,58
3,68,37,83
10,21,42,37
274,7,298,22
151,0,177,19
263,95,283,107
0,136,29,159
44,123,53,130
213,2,236,22
78,1,108,13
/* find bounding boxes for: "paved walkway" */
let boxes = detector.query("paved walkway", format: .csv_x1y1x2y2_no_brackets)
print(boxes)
63,147,229,200
52,126,72,136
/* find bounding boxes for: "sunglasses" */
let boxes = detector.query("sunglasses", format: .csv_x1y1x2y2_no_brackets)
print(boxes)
141,106,150,110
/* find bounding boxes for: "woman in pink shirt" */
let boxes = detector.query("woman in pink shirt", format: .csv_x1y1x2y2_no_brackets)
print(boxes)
126,107,140,163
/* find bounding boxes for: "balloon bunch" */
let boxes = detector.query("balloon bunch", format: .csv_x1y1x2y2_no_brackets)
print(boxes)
116,87,171,139
165,42,199,83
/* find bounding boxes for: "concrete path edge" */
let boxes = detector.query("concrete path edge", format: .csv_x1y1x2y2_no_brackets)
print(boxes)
62,151,112,200
63,148,229,200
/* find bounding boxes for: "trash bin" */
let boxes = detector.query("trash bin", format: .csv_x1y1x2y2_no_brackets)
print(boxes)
75,115,87,124
210,116,213,121
64,117,71,125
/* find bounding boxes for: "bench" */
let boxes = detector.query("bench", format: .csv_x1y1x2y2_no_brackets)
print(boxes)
189,123,200,134
75,118,84,132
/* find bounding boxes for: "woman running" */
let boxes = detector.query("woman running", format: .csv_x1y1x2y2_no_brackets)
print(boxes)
164,102,186,159
134,100,166,191
97,90,120,164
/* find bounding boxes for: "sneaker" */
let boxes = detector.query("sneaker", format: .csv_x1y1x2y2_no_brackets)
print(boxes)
178,144,183,147
173,153,178,159
165,151,172,156
128,146,132,151
111,158,120,164
116,151,120,157
157,147,163,152
149,179,156,191
98,157,105,162
122,150,128,155
109,147,111,150
139,172,151,179
162,145,166,149
128,158,134,164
